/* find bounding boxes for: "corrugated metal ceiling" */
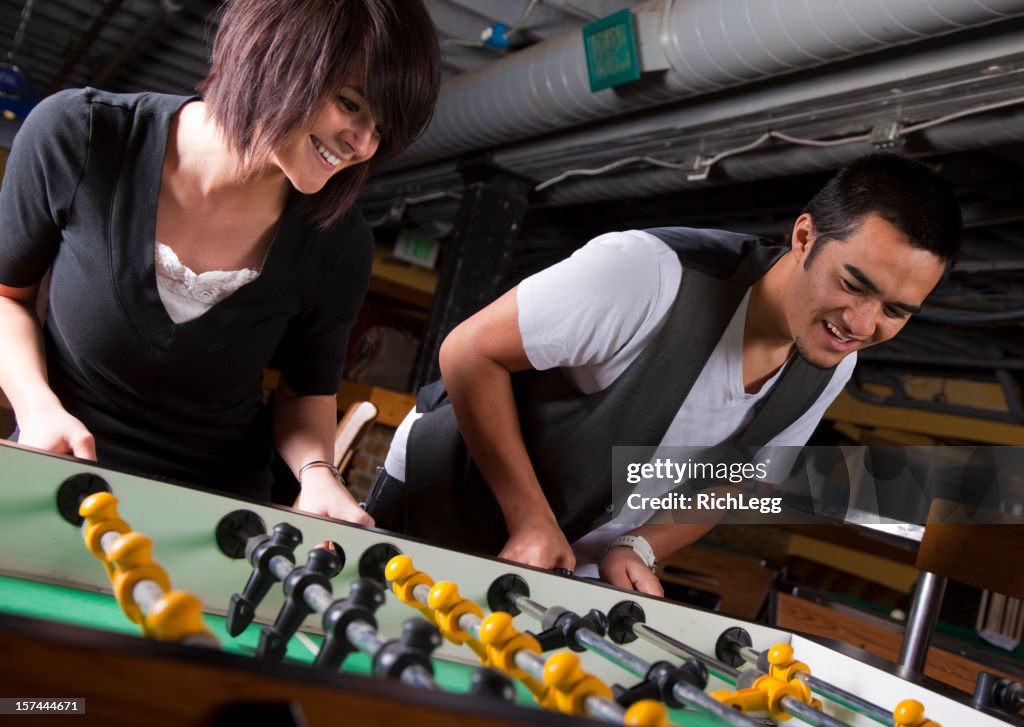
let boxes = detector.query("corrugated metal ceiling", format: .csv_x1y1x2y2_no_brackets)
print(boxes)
0,0,644,95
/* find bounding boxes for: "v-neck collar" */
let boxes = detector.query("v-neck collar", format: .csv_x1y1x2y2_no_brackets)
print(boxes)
725,291,791,400
109,93,308,352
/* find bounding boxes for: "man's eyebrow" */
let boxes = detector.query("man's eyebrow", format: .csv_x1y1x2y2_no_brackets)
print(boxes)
844,264,921,314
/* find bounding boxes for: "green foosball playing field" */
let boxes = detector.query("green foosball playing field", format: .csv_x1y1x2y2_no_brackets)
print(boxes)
0,574,543,701
0,440,1005,727
0,573,716,726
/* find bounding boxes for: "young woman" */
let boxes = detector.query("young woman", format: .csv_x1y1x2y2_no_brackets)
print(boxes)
0,0,441,525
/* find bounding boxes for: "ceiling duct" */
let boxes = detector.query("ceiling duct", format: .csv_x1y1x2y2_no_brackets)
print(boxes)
361,102,1024,216
395,0,1024,167
544,105,1024,205
359,21,1024,216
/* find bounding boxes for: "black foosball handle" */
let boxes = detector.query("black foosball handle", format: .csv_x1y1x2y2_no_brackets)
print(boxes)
257,546,342,661
973,671,1024,714
373,618,442,680
530,607,609,652
612,658,708,710
470,667,517,703
226,521,302,637
315,578,386,671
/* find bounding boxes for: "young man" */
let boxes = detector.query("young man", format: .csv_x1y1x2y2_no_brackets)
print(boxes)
367,153,961,595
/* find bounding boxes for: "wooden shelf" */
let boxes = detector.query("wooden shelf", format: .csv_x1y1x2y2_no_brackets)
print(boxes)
336,380,415,428
825,389,1024,445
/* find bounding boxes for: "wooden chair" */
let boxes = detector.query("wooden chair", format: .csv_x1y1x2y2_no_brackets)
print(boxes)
899,500,1024,676
333,401,378,472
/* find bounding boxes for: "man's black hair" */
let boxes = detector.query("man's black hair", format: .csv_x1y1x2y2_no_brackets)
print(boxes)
802,153,962,270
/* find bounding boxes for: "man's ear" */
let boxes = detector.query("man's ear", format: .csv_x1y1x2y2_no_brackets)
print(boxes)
790,213,816,265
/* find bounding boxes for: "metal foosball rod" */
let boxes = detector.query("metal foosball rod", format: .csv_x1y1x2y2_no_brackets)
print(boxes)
268,553,445,690
70,489,218,647
270,555,444,690
281,555,444,690
488,576,812,727
386,556,670,726
345,618,441,691
608,601,925,727
217,522,446,690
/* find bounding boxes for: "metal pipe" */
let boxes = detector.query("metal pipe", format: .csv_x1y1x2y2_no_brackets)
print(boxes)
898,570,948,674
395,0,1024,166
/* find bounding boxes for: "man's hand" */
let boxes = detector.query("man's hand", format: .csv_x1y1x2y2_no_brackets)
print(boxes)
17,403,97,460
294,468,375,527
599,546,664,596
499,512,575,571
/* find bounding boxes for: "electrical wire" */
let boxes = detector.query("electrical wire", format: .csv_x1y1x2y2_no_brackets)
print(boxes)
534,155,697,191
8,0,35,58
366,191,462,227
441,0,541,48
532,94,1024,192
900,94,1024,134
441,37,485,48
505,0,540,37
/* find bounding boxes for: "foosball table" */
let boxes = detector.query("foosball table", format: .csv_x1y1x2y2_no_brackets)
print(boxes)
0,439,1016,726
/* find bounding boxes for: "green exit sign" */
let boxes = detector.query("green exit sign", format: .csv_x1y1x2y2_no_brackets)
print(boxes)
582,8,640,93
394,229,440,269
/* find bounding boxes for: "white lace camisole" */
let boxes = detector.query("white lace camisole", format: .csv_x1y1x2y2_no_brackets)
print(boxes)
154,241,259,323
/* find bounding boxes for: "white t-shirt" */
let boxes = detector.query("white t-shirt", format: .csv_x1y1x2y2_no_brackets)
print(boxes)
385,230,856,572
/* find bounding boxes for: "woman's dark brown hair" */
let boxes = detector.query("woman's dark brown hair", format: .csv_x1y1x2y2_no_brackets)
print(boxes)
198,0,441,228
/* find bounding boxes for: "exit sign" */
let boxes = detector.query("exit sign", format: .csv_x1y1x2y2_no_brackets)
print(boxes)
394,229,440,269
582,8,640,93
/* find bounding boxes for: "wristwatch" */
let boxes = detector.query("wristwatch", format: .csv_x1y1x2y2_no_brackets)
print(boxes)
607,534,657,572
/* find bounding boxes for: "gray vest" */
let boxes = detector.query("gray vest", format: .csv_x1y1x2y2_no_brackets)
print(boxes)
404,228,836,553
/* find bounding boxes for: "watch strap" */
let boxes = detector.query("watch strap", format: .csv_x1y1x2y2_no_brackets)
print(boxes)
607,534,657,572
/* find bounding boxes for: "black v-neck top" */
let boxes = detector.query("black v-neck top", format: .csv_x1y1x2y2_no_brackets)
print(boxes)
0,88,373,497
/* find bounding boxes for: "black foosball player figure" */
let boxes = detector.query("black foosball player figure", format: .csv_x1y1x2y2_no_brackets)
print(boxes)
368,154,962,595
0,0,440,525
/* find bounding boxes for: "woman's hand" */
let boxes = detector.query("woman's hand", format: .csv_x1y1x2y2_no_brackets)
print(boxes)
599,546,664,596
293,467,375,527
499,512,575,571
17,403,97,460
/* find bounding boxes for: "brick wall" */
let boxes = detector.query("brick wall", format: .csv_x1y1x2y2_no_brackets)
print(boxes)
343,422,397,501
